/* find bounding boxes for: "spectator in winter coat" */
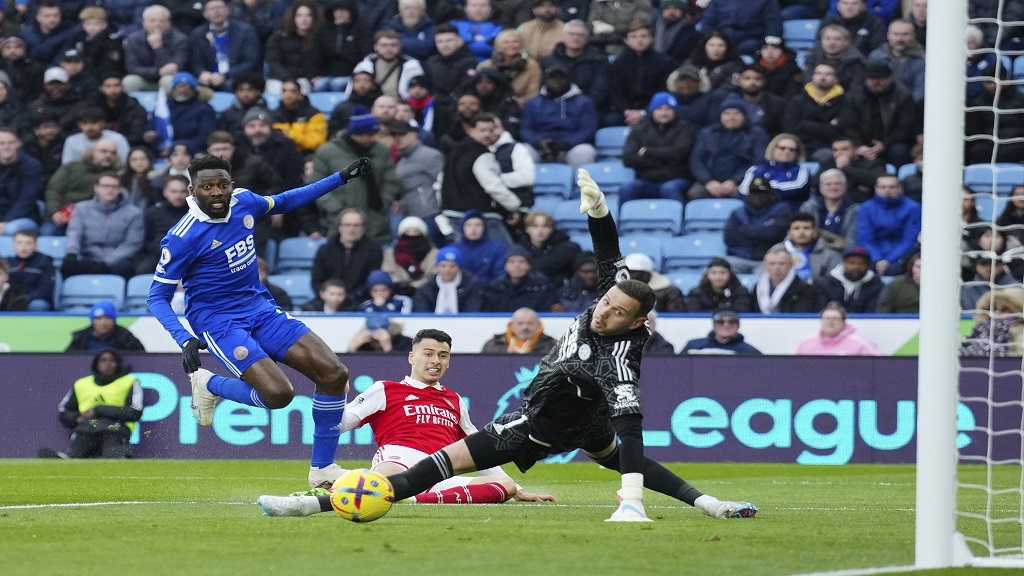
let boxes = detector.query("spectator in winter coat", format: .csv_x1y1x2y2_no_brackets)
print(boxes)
724,176,791,273
423,23,479,139
315,0,373,93
310,208,383,303
684,30,744,96
665,63,719,129
122,4,190,93
606,21,678,127
0,36,45,106
753,245,817,313
0,128,42,236
817,0,886,57
783,62,858,164
795,301,883,355
5,229,55,310
699,0,783,56
450,209,509,285
877,252,920,313
453,0,503,61
818,136,888,204
92,73,147,148
518,0,564,60
800,169,859,252
681,309,762,355
356,269,414,314
163,72,217,155
685,257,753,313
730,63,787,136
29,66,86,135
867,19,926,102
856,60,918,167
270,79,328,154
755,35,802,98
517,210,580,286
642,309,677,355
519,63,596,170
66,301,145,351
688,94,769,201
135,174,188,275
587,0,652,56
189,0,262,92
739,133,811,212
483,244,557,312
351,29,425,100
383,0,436,62
481,306,558,354
625,252,686,312
555,250,601,312
61,171,144,279
856,174,921,277
20,1,80,66
619,91,696,204
264,0,326,95
413,245,484,313
392,120,443,238
777,212,842,285
802,24,867,91
961,249,1020,313
814,246,885,312
42,139,121,236
652,0,701,63
540,20,610,116
381,216,438,292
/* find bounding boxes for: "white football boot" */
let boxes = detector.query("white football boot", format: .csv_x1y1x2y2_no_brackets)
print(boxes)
189,369,219,426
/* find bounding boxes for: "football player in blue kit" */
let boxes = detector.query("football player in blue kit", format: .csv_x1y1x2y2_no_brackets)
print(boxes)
147,154,372,488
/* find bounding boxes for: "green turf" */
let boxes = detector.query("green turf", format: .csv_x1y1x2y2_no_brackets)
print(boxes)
1,460,1020,576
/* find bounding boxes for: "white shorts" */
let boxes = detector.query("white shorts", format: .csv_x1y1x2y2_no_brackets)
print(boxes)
371,444,476,492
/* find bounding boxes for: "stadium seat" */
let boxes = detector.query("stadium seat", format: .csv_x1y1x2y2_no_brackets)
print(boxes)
964,163,1024,195
568,230,593,251
124,274,153,313
209,92,235,114
263,238,278,274
683,198,743,233
594,126,631,158
619,199,683,237
620,234,663,271
577,160,635,195
737,273,758,292
268,272,314,307
783,19,820,51
132,91,157,115
534,162,574,198
36,236,67,267
1014,55,1024,92
885,163,896,175
801,161,820,178
0,236,11,257
661,233,727,273
897,163,917,181
275,237,327,273
532,195,560,216
666,270,703,293
553,199,589,234
59,274,126,311
309,92,347,115
974,195,1008,221
262,92,280,109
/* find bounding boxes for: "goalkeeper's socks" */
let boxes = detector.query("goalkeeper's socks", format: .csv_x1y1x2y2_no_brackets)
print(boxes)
694,495,721,517
207,375,268,407
311,393,346,468
413,482,511,504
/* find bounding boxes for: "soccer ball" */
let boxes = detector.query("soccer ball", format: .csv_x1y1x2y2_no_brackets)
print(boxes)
329,469,394,522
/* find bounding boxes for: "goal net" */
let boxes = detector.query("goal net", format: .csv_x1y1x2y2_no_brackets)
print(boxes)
922,0,1024,568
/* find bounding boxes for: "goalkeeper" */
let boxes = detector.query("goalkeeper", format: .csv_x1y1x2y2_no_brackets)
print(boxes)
288,169,758,522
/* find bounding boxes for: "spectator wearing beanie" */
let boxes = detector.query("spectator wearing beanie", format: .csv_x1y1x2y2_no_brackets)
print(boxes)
381,216,439,292
620,90,696,205
483,244,557,312
413,246,484,313
556,250,602,312
688,93,769,201
450,209,509,284
357,269,414,314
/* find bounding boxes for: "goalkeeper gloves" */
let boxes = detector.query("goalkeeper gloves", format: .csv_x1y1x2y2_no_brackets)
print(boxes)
577,168,609,218
181,337,207,374
340,157,372,182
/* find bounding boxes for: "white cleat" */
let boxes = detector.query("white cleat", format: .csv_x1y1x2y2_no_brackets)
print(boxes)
308,463,347,489
257,495,318,517
712,500,758,519
189,369,219,426
605,499,654,522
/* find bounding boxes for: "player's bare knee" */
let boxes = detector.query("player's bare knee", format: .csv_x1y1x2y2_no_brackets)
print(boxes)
262,386,295,409
314,360,349,395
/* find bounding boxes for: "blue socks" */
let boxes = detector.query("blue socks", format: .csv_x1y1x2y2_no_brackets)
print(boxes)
207,375,268,407
311,393,346,468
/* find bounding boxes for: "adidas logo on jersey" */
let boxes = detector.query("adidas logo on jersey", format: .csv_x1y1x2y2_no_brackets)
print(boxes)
405,394,419,401
211,239,222,249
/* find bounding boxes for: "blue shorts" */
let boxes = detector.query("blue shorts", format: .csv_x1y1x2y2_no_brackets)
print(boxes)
198,306,310,377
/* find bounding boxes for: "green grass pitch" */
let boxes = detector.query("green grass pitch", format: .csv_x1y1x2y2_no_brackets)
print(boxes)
1,459,1018,576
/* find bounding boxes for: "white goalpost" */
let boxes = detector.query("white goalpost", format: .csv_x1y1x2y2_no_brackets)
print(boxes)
918,0,1024,568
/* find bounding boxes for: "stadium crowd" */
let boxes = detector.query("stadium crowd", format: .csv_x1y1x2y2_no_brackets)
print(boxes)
0,0,1018,343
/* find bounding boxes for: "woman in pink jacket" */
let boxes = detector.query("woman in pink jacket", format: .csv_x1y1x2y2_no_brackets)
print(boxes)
795,301,883,356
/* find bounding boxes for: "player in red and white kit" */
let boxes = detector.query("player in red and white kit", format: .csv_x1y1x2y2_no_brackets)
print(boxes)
257,329,555,516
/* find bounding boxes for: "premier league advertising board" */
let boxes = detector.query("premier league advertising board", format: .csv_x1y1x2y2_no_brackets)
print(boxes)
2,355,1015,464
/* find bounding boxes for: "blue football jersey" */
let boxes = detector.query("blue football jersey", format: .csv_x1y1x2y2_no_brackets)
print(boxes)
152,188,277,331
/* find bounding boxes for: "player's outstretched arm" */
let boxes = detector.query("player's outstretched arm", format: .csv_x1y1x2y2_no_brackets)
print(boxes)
268,157,374,215
512,488,557,502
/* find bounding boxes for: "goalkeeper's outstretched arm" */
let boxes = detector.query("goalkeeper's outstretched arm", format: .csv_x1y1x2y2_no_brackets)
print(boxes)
578,168,623,288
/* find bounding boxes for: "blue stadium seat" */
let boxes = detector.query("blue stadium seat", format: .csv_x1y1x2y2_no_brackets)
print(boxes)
568,230,593,251
36,236,67,267
974,195,1009,221
666,270,703,294
263,238,278,275
268,272,314,307
683,198,743,233
801,161,821,178
309,92,347,115
897,163,917,181
577,160,635,195
0,236,11,257
532,195,560,217
620,234,663,271
275,237,327,273
209,92,235,114
553,199,589,234
262,92,280,109
964,163,1024,195
60,274,126,311
124,274,153,313
783,19,820,51
132,91,157,115
619,199,683,237
737,273,758,292
885,163,896,175
1014,55,1024,92
534,162,574,198
661,233,727,273
594,126,631,158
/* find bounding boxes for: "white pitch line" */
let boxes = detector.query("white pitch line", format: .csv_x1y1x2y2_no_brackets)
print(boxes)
789,566,919,576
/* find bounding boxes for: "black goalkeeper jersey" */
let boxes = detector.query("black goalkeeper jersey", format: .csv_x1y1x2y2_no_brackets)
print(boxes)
518,214,651,450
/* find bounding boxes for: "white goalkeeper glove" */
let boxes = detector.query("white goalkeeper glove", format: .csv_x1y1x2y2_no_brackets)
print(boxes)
578,168,609,218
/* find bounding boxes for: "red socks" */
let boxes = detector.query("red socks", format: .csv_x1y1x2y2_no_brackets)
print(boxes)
413,482,510,504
